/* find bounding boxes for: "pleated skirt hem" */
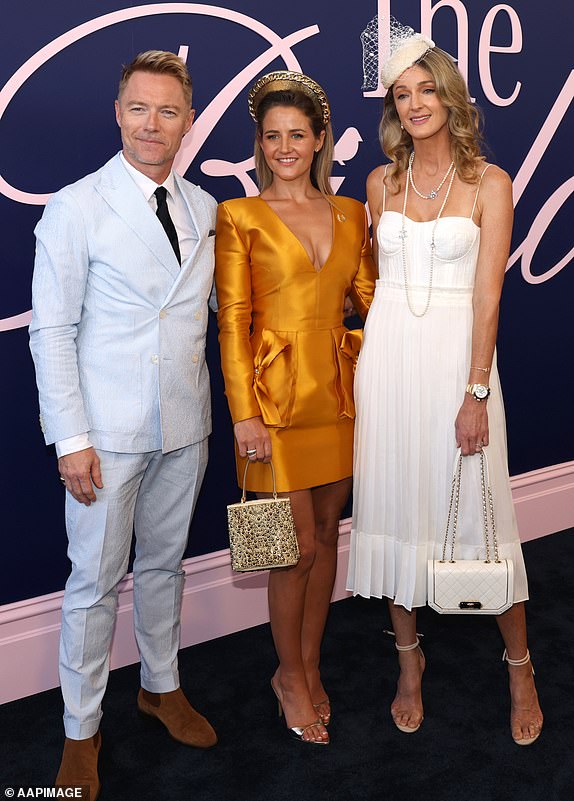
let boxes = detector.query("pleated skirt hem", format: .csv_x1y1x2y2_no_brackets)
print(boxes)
346,529,529,612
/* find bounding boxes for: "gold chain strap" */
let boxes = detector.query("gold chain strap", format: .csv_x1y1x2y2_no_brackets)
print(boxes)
440,450,501,564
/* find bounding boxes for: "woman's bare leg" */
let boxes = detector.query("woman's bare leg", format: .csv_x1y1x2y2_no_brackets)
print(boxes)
387,602,425,731
300,478,352,722
267,489,328,743
496,602,543,743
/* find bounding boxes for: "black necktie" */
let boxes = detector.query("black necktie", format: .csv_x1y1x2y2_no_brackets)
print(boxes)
154,186,181,264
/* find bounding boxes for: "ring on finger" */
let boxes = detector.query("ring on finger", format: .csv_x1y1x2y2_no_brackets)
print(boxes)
246,448,257,456
60,476,66,483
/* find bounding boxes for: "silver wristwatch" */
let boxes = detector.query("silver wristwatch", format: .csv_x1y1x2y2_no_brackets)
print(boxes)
466,383,490,402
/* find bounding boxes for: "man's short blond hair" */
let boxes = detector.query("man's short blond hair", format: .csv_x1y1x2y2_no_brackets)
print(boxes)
118,50,192,106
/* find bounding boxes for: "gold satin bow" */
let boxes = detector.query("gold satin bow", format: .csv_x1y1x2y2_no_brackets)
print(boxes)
252,330,293,427
335,328,363,418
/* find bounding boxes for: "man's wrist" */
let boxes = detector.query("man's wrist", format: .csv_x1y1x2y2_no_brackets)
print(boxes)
56,433,93,458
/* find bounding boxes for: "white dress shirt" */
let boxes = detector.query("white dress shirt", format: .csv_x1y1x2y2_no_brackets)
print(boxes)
56,153,197,458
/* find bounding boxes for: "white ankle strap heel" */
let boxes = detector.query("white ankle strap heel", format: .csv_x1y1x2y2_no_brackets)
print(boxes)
384,631,425,734
502,648,535,674
395,637,421,652
502,648,542,746
383,630,424,652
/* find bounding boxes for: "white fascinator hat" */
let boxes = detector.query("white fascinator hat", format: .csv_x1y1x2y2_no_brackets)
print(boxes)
379,17,435,90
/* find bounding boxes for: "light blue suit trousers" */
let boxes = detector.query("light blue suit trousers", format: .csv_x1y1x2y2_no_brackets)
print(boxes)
60,441,208,739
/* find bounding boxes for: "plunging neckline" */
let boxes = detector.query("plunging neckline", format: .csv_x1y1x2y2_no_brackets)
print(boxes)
256,195,336,272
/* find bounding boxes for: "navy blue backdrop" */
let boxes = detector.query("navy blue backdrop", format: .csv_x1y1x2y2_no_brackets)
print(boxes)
1,0,572,605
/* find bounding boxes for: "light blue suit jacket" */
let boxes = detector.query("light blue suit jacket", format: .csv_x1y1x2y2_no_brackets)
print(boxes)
30,153,216,454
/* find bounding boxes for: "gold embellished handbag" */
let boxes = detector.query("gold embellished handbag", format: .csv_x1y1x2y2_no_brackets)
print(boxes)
227,460,300,572
428,449,514,615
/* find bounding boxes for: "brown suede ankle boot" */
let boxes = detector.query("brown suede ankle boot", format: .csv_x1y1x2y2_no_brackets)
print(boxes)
137,687,217,748
55,731,101,800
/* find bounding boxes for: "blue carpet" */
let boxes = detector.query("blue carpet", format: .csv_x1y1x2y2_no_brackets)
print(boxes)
1,529,572,801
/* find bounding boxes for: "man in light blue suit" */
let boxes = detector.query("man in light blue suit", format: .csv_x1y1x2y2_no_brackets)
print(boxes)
30,51,217,799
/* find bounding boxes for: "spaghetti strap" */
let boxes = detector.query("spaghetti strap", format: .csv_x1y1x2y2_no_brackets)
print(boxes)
382,164,389,212
470,163,492,220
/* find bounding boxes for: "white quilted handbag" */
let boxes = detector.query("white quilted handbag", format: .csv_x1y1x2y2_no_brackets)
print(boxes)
428,450,514,615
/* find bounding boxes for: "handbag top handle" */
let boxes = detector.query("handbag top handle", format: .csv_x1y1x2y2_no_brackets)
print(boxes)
240,459,279,503
441,449,501,565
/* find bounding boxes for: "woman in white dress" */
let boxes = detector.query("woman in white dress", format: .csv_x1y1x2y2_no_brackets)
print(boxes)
347,21,543,745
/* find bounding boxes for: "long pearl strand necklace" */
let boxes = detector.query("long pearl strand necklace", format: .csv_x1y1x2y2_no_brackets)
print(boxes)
408,151,455,200
400,152,457,317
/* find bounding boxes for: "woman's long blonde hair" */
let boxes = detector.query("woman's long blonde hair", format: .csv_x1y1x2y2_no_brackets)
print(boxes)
381,47,484,193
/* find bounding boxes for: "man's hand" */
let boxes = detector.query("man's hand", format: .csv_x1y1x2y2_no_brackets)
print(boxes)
58,448,103,506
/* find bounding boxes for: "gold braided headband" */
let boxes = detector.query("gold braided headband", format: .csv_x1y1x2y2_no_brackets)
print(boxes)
248,71,331,126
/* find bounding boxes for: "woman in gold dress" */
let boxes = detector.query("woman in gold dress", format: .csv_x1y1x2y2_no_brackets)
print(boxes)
215,71,376,744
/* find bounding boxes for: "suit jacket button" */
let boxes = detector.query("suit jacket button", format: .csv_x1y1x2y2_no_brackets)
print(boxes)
194,311,201,320
192,353,199,363
151,355,159,364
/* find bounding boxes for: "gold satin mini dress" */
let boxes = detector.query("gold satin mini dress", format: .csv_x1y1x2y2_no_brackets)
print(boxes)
215,195,376,493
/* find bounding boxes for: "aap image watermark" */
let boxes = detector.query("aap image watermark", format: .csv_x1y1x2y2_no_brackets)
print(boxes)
2,788,86,798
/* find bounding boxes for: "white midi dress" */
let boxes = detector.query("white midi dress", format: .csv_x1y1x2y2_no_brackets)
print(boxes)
346,180,529,611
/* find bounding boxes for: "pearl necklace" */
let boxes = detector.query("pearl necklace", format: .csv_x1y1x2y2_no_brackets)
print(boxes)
408,151,454,200
400,160,457,317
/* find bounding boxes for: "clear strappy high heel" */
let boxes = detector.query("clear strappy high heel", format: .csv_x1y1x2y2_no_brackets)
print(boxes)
313,699,331,726
271,680,329,745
